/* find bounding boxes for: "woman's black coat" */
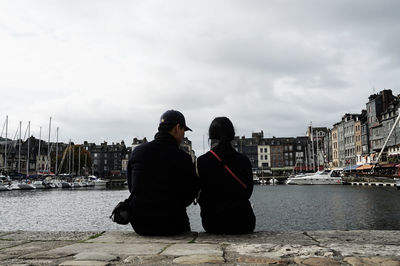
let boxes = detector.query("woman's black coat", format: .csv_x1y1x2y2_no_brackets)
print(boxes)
197,146,255,234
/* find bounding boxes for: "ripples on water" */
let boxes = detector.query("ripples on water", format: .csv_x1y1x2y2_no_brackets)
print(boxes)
0,185,399,232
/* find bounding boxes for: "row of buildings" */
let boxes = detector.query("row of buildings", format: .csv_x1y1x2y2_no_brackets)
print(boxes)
1,89,397,177
0,135,195,178
233,89,400,174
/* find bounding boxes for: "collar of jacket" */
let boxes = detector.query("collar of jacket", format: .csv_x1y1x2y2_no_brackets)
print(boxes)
154,131,179,147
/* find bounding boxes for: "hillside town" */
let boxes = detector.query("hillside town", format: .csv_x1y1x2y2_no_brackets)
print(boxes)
0,89,398,179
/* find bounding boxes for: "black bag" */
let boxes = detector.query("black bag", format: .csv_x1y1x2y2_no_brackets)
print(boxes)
110,194,133,225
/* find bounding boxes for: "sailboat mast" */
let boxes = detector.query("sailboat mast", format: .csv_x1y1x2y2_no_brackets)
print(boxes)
37,126,41,173
4,115,8,171
26,121,30,177
72,144,75,176
316,130,319,170
68,140,71,175
310,122,315,172
48,117,51,173
78,145,81,176
18,121,21,174
55,127,59,175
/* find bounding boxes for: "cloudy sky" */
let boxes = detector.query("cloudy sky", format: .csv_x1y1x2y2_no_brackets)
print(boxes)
1,0,400,155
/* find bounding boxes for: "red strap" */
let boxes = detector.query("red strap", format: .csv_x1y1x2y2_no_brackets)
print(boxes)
209,150,247,189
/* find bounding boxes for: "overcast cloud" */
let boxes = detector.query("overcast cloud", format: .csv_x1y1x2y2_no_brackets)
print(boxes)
1,0,400,155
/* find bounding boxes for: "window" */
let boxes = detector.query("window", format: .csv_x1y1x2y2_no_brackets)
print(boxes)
260,148,262,153
264,148,268,153
260,155,263,160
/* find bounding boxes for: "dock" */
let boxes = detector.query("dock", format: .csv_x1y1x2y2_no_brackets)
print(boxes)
349,182,397,187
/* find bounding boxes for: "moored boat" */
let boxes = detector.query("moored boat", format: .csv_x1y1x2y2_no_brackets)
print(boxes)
61,181,72,188
88,175,108,187
0,182,9,191
33,180,45,189
286,169,343,185
18,182,36,190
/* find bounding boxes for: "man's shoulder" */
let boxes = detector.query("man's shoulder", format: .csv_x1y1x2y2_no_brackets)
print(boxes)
130,141,158,159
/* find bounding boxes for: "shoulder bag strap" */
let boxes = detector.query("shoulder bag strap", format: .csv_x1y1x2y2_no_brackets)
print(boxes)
209,150,247,189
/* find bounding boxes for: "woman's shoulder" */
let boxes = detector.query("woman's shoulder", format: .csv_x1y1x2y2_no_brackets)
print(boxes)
197,151,212,163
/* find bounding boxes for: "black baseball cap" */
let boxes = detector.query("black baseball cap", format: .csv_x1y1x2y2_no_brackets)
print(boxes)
159,110,192,131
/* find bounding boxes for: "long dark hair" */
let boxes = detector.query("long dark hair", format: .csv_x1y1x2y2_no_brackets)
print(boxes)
209,117,235,158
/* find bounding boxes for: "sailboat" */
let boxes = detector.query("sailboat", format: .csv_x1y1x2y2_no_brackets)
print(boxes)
1,116,11,191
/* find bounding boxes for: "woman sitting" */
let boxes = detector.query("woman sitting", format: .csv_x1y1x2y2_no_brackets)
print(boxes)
197,117,256,234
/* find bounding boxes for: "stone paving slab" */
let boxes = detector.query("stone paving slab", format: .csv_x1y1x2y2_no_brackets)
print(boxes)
225,243,334,259
60,260,109,266
0,231,16,238
197,231,317,245
308,230,400,245
1,231,103,241
2,241,73,257
123,254,171,265
173,254,226,264
344,256,400,266
31,242,167,259
161,243,223,256
0,240,27,250
327,243,400,257
86,231,197,244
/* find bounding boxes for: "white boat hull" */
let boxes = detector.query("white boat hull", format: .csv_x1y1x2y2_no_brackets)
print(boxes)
0,184,9,191
18,183,36,190
8,183,21,190
33,181,45,189
73,182,82,188
94,180,107,187
287,177,342,185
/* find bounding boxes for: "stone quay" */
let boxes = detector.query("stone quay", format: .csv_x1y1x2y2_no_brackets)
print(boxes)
0,230,399,265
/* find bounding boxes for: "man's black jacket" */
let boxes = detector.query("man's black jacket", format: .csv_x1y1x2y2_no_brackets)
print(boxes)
127,132,198,236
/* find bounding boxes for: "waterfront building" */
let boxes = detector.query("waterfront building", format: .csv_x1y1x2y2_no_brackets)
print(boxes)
132,137,148,151
379,99,400,162
269,138,284,169
84,141,128,178
331,114,362,167
294,136,309,171
366,89,394,153
331,126,339,167
343,114,357,166
324,129,332,168
360,111,370,164
232,132,262,169
121,146,132,175
306,126,328,170
0,136,55,176
257,140,271,169
355,118,362,164
233,133,310,175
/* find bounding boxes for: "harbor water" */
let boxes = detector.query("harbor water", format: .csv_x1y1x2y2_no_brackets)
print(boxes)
0,185,399,232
